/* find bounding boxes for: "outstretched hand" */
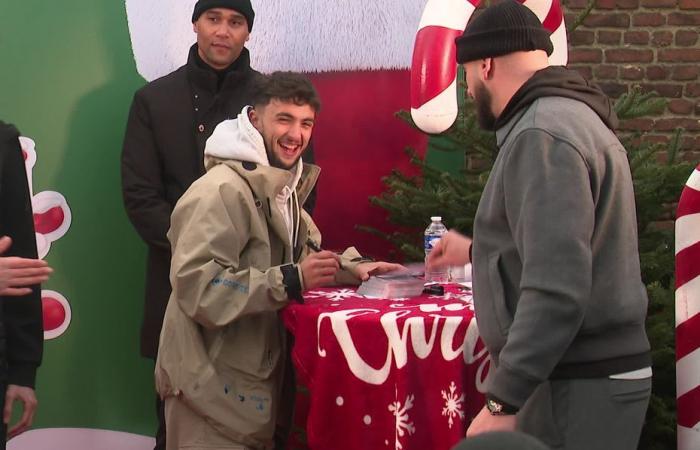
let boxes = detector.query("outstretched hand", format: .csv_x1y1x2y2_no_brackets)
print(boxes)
425,230,472,271
0,237,52,296
354,261,406,281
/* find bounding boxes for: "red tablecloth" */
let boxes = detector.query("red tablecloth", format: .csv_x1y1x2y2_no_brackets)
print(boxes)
282,285,490,450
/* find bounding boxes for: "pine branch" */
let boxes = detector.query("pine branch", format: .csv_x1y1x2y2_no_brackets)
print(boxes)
566,0,596,33
615,86,666,120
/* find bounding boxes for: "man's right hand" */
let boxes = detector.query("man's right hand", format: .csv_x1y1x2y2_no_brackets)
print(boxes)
425,230,472,271
0,237,52,296
300,250,340,290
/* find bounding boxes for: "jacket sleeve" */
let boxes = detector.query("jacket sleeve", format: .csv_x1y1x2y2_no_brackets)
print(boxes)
0,123,43,388
168,180,292,329
295,210,363,286
489,129,593,409
121,91,172,251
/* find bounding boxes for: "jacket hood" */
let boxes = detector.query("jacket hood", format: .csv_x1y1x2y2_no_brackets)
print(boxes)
496,66,619,131
205,106,269,166
203,106,313,208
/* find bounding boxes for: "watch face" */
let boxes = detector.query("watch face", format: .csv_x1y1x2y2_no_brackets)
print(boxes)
487,398,503,414
486,398,517,415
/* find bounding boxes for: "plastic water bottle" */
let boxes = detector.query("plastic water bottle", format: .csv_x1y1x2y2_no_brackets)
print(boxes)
424,216,448,283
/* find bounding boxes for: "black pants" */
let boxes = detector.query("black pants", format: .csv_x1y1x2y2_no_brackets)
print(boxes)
155,392,166,450
0,384,7,450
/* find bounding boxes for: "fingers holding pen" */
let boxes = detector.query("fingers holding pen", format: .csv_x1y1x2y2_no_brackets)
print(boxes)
300,250,340,289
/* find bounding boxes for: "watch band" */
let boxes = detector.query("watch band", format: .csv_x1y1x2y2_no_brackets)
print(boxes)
486,395,519,415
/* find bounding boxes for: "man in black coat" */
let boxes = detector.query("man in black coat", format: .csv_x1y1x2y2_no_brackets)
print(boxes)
0,121,50,447
121,1,262,448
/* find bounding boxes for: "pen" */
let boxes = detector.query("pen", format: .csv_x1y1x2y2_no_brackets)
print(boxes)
306,239,344,270
306,238,322,253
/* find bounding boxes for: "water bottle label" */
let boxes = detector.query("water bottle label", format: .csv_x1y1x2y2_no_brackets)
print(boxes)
424,235,441,251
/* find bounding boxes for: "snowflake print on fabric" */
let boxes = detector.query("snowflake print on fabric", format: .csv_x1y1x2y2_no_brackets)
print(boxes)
441,381,465,428
306,288,357,301
441,292,474,309
389,394,415,449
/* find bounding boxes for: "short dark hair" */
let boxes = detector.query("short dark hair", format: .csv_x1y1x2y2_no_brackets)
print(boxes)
251,72,321,113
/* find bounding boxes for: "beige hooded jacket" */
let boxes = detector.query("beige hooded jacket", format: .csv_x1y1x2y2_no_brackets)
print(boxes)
155,107,362,449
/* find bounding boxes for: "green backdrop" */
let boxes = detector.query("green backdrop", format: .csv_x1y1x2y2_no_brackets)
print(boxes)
0,0,460,436
1,0,154,435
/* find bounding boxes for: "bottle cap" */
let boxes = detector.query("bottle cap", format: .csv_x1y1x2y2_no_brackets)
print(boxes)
431,216,442,222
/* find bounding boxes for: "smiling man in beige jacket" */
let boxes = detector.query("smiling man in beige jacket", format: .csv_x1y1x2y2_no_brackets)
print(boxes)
155,72,400,450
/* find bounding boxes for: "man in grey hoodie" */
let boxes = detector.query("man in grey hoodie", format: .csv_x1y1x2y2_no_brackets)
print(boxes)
426,2,651,449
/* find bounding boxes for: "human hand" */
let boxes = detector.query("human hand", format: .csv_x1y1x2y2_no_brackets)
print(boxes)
425,230,471,271
300,250,340,289
353,261,406,281
4,384,37,439
466,405,517,438
0,236,52,296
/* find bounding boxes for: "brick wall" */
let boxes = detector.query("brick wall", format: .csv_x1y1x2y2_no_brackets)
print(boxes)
565,0,700,158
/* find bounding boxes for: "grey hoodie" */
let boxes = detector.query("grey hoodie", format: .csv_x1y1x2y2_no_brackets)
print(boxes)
472,66,651,409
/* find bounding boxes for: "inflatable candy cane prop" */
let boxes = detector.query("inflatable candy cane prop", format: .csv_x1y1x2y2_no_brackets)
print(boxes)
411,0,568,134
523,0,568,66
410,0,480,134
676,164,700,450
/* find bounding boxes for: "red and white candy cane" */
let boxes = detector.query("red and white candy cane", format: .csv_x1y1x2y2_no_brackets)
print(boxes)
410,0,480,134
522,0,568,66
676,163,700,450
410,0,568,134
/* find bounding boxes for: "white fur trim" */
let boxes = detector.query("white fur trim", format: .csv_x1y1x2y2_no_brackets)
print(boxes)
248,1,425,73
125,0,196,81
125,0,427,80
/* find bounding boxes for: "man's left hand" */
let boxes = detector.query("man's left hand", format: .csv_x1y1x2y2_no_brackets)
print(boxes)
4,384,37,439
466,406,516,437
354,262,405,281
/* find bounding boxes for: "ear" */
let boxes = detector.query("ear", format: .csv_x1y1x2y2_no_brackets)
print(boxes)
248,108,260,128
192,22,199,34
481,58,494,80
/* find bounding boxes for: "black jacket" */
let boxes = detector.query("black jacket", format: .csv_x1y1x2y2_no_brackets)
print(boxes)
0,122,43,387
121,45,262,358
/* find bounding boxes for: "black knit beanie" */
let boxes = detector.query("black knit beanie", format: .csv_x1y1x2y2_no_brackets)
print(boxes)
191,0,255,31
455,0,553,64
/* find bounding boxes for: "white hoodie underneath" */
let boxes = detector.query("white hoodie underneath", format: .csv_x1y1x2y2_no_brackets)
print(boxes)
204,106,303,263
